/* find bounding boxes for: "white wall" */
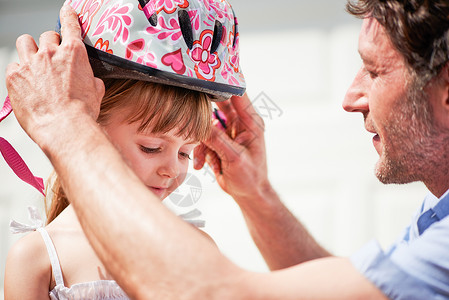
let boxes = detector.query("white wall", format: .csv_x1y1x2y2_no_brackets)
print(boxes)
0,0,428,297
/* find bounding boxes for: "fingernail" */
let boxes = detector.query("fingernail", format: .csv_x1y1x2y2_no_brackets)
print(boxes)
213,119,225,131
194,158,199,167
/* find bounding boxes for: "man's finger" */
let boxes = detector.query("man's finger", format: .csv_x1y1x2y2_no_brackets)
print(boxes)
60,4,82,43
5,63,20,89
5,62,20,75
231,93,264,131
39,31,61,49
205,149,222,176
193,144,207,170
231,93,256,120
216,98,237,121
94,77,106,105
203,124,242,162
16,34,38,64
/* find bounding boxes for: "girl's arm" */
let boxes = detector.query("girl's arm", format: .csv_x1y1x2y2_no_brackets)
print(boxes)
4,232,51,300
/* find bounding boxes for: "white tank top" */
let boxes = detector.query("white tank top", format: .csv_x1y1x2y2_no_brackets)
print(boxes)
37,227,129,300
10,206,205,299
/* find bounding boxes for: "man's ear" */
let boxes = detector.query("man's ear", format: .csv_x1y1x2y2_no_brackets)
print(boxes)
426,63,449,128
440,62,449,108
440,63,449,109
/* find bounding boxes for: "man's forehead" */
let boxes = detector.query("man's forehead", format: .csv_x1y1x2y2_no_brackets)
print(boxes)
358,18,381,59
358,18,399,64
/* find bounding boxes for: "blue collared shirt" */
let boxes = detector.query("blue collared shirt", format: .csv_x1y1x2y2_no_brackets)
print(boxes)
351,190,449,299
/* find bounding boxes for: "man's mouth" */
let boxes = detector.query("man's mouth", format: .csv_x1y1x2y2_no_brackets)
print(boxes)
371,133,382,154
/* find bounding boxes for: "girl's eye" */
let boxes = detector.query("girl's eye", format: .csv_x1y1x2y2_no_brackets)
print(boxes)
179,152,192,160
140,146,161,154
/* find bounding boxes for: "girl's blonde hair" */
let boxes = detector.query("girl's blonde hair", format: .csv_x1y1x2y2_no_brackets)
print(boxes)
45,79,212,224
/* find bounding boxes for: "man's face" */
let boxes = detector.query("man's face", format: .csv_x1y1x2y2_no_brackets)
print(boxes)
343,18,439,185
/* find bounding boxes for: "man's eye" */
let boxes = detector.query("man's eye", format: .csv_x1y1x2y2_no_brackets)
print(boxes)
363,66,378,79
365,68,378,79
368,71,378,79
140,146,161,154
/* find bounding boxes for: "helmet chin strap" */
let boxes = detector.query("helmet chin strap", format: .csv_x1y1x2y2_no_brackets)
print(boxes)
0,96,46,196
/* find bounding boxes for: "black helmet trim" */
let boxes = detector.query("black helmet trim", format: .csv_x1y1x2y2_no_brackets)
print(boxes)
86,45,245,102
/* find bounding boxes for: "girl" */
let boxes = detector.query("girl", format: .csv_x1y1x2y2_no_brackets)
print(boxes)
5,78,212,299
4,0,245,298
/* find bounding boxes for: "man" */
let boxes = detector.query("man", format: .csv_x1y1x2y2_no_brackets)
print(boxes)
5,0,449,299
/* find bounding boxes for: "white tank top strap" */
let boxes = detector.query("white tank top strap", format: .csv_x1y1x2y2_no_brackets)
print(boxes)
37,227,65,287
9,206,44,234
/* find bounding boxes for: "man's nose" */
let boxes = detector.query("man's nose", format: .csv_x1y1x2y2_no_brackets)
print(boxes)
342,68,369,113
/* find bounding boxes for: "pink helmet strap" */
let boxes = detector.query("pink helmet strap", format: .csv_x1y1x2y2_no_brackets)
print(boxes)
0,96,45,196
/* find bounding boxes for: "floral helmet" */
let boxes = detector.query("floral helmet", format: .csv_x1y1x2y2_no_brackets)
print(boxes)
61,0,246,101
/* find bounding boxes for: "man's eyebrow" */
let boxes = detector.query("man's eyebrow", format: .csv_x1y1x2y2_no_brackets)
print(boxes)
358,49,374,65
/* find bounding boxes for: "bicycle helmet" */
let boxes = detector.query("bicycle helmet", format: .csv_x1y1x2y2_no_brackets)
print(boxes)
60,0,246,101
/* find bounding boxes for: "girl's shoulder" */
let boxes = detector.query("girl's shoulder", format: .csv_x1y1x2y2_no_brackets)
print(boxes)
7,229,50,272
6,230,51,276
4,230,52,299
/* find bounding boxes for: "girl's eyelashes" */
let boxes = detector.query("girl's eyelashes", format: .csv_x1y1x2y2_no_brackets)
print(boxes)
140,145,192,160
140,145,162,154
179,152,192,160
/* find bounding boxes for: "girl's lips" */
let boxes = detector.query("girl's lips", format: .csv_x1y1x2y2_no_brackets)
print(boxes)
149,187,167,198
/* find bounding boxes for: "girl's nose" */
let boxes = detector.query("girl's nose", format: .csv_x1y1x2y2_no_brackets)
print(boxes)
157,156,180,179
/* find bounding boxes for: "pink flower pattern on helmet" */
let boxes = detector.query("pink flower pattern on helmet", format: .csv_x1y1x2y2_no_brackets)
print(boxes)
146,15,183,43
156,0,189,14
92,1,133,43
69,0,245,100
162,49,187,75
188,29,221,81
78,0,103,39
126,38,158,68
94,38,113,54
69,0,85,11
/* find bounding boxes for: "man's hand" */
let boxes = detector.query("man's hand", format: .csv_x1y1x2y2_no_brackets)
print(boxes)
194,93,272,203
195,94,333,269
5,4,104,150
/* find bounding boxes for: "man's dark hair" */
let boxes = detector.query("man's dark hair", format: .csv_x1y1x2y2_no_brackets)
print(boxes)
347,0,449,82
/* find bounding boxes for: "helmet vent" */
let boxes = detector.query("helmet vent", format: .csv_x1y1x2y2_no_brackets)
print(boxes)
178,10,194,49
232,21,238,49
138,0,158,26
231,7,239,49
149,12,158,26
211,21,223,54
138,0,149,8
